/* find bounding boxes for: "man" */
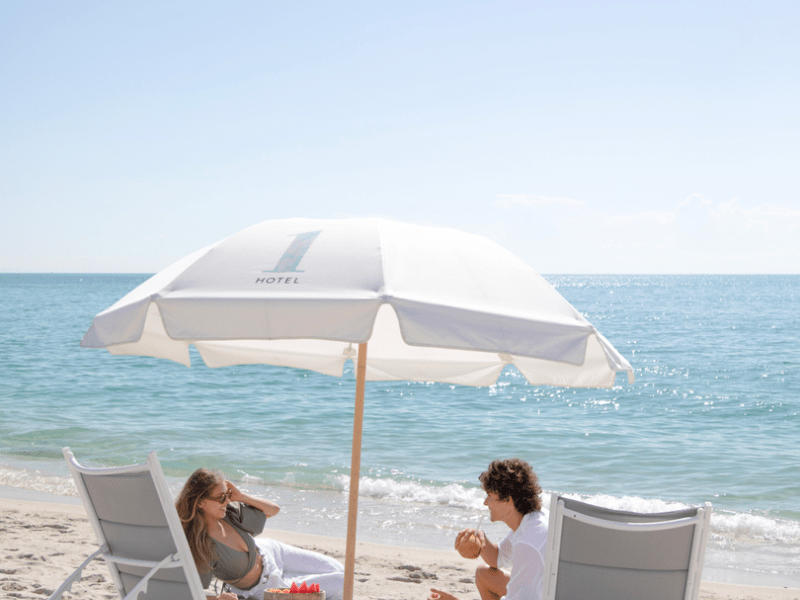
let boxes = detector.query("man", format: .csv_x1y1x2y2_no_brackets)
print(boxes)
429,458,548,600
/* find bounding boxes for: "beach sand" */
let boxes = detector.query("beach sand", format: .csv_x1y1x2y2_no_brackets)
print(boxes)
1,498,797,600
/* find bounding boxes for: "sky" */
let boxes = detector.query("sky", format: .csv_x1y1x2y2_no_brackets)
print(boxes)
2,1,799,274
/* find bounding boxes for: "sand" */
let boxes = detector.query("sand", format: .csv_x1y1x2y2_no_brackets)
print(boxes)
1,498,798,600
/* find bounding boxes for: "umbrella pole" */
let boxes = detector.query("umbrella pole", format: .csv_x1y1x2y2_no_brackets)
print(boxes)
343,342,368,600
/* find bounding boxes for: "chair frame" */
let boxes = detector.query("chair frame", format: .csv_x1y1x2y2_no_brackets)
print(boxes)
543,494,712,600
48,447,206,600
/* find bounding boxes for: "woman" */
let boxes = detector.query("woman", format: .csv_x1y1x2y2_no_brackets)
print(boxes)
177,468,344,600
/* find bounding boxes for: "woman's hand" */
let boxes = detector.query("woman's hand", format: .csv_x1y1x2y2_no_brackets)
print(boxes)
225,480,245,503
225,480,280,518
429,588,459,600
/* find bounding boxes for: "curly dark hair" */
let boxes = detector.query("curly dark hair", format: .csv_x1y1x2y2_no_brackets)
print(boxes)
478,458,542,514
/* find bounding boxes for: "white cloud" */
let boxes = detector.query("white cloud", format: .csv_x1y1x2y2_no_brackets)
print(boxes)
490,193,800,274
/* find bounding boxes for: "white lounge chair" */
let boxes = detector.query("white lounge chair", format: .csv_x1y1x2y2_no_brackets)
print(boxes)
48,447,206,600
543,494,712,600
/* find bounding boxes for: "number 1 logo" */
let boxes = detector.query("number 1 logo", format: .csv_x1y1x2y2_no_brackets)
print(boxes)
263,230,321,273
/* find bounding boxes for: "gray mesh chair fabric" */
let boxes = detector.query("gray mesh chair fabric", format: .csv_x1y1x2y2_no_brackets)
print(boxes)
542,495,712,600
48,448,206,600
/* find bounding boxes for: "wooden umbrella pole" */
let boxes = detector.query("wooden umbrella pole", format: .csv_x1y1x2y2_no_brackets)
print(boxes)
343,342,368,600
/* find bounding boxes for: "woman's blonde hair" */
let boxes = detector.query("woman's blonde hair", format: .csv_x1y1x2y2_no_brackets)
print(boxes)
176,468,224,573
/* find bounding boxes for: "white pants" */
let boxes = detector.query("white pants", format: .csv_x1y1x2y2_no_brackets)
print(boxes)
227,537,344,600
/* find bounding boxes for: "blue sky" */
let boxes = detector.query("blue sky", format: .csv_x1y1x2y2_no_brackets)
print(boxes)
2,1,798,274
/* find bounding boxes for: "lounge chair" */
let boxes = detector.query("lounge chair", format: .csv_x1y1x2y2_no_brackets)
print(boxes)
542,494,712,600
48,447,206,600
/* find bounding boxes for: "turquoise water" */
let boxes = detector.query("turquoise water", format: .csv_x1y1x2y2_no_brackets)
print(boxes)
1,273,798,586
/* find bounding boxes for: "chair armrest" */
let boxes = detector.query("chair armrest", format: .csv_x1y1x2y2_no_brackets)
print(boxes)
120,553,182,600
47,547,105,600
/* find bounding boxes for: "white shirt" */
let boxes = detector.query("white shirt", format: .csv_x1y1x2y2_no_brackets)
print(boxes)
497,510,549,600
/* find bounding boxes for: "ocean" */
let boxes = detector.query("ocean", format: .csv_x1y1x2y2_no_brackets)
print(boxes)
0,273,798,587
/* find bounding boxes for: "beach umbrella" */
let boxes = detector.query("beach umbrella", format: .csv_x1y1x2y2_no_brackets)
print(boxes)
80,217,634,600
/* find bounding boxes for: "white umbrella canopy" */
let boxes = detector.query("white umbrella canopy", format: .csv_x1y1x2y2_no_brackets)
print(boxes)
80,217,634,599
82,217,632,386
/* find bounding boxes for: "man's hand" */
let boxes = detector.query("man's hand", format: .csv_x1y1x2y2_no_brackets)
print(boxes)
455,528,486,559
454,528,471,549
428,588,459,600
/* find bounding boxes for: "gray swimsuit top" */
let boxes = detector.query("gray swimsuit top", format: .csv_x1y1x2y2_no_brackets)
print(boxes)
199,503,267,590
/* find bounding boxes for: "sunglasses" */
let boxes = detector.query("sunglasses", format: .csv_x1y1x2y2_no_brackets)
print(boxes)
208,489,233,504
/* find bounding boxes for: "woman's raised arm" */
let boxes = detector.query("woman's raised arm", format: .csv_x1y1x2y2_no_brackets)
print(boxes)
226,480,280,518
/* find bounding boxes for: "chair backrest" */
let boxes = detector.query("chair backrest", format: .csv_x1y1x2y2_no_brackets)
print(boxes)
543,494,712,600
63,447,206,600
